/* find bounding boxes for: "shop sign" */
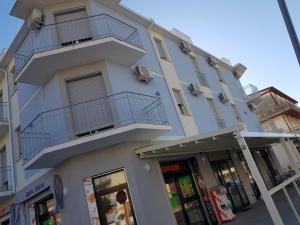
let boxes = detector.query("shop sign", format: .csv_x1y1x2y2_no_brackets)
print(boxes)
26,183,46,200
83,178,100,225
178,176,194,198
161,164,182,174
16,171,53,204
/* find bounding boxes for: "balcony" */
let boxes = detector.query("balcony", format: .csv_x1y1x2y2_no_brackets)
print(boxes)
21,92,170,169
15,14,146,86
0,166,14,201
243,84,262,104
0,102,9,136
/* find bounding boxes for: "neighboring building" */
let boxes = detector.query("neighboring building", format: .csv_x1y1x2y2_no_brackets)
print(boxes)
0,50,15,225
255,86,300,173
0,1,299,225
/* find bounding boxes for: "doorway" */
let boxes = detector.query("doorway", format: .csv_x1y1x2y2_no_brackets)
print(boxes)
161,161,209,225
210,159,250,213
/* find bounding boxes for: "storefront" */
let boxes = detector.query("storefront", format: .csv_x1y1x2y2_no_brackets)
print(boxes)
160,159,218,225
14,171,62,225
206,151,250,213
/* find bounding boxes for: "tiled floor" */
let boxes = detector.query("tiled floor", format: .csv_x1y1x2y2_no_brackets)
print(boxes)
226,185,300,225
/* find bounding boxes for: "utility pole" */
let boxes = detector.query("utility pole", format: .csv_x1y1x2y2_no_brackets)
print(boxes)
277,0,300,67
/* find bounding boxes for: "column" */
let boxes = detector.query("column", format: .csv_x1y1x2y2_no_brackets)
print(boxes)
235,132,284,225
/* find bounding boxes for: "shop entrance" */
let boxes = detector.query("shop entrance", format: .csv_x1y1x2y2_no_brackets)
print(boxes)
210,160,250,213
161,160,212,225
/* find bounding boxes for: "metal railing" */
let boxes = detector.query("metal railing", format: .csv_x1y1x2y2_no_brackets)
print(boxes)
15,14,143,74
243,84,259,96
216,118,226,129
197,72,209,88
243,84,262,103
0,102,8,122
21,92,168,162
0,166,13,192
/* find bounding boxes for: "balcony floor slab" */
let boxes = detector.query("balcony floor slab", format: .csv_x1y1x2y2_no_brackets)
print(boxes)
17,37,146,86
23,123,171,170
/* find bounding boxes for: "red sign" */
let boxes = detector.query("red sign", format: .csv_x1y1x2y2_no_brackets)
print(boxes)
161,164,181,173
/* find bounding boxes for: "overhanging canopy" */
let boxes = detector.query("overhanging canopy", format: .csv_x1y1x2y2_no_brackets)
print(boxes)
136,125,300,158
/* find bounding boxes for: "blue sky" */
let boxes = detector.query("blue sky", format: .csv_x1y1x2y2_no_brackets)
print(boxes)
1,0,299,101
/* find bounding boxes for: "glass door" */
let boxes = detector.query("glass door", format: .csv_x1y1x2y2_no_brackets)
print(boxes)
211,160,250,212
162,161,209,225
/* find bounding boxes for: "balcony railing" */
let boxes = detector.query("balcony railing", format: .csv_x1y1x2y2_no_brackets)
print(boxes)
243,84,262,104
21,92,168,162
0,166,13,192
243,84,259,96
0,102,8,122
15,14,143,74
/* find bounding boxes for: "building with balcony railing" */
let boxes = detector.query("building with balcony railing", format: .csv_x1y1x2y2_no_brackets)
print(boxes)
0,1,300,225
254,86,300,174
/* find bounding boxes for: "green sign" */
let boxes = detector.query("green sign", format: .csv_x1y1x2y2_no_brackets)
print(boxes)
43,220,55,225
179,176,194,198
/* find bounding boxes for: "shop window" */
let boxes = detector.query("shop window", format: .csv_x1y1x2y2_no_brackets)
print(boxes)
35,195,62,225
93,170,137,225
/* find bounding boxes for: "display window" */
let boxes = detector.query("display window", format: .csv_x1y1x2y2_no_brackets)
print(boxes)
93,170,137,225
33,195,62,225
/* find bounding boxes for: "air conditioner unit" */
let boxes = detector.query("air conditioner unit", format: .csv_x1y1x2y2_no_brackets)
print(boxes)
248,103,256,111
233,63,247,79
207,56,219,68
27,8,44,30
218,93,229,103
190,83,202,96
135,65,153,84
180,41,192,55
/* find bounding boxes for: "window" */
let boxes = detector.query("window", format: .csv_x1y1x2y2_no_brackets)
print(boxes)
173,89,188,115
35,195,62,225
0,146,8,191
93,170,137,225
154,38,168,60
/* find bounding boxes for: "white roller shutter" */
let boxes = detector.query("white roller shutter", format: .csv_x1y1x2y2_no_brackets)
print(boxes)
67,74,113,135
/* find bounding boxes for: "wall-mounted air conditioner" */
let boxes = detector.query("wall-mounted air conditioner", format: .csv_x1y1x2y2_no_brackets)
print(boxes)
180,41,192,55
233,63,247,79
27,8,44,30
218,92,229,103
248,103,256,111
207,56,219,68
135,65,153,84
190,83,202,96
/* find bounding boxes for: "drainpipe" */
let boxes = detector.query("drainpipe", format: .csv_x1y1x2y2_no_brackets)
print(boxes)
0,66,17,195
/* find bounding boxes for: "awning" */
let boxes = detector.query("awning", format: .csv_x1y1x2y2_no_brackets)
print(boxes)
136,125,300,158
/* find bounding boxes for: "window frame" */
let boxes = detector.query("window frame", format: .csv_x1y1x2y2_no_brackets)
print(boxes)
173,89,190,116
154,38,169,61
92,169,137,225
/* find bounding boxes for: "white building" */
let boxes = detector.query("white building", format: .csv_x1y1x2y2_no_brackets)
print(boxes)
0,1,299,225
